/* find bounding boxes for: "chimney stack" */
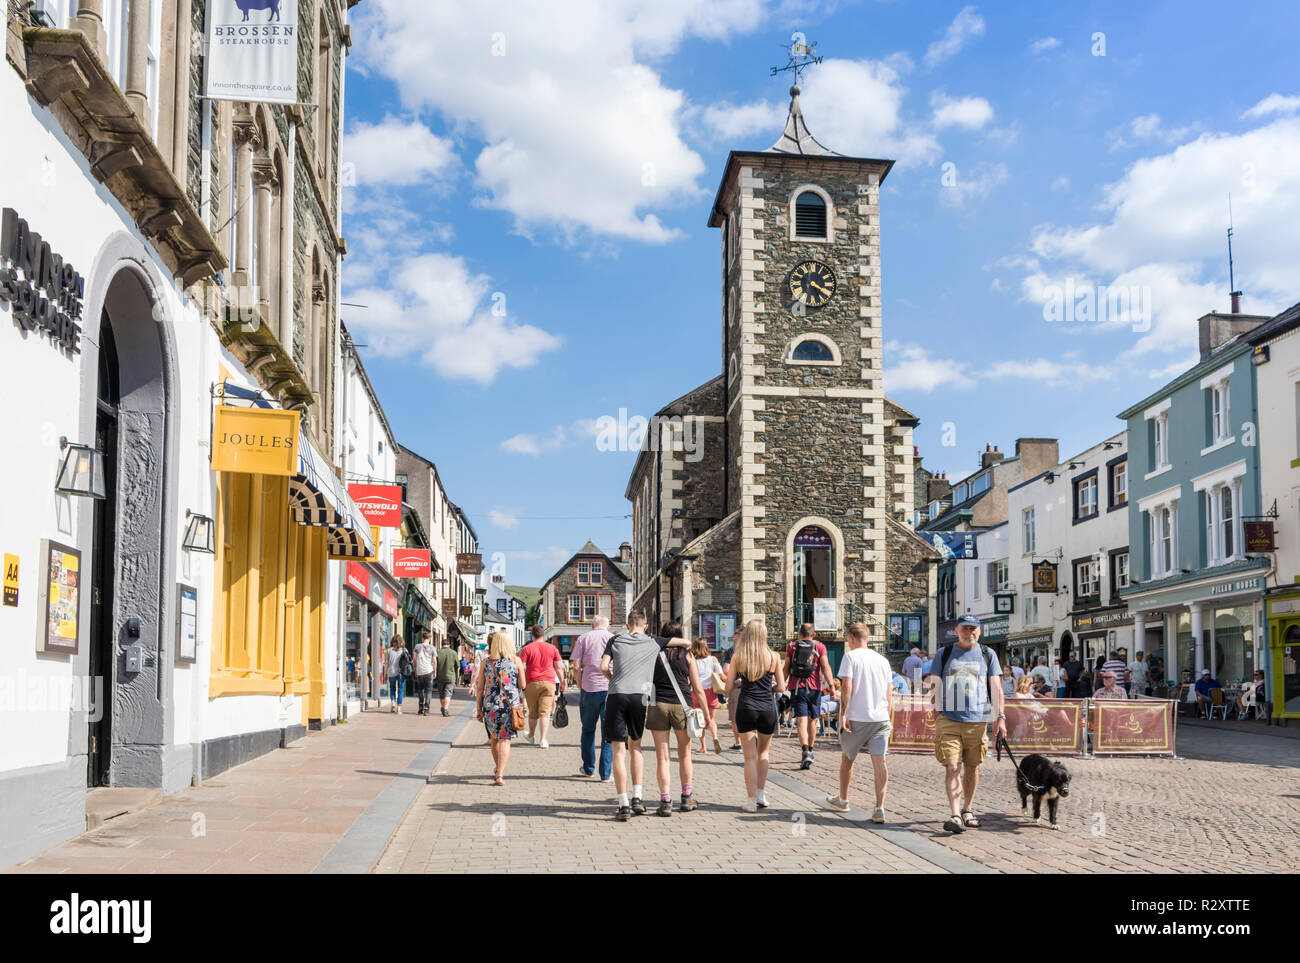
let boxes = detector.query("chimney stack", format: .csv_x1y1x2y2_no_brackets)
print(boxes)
1230,290,1242,314
981,444,1005,469
619,541,632,563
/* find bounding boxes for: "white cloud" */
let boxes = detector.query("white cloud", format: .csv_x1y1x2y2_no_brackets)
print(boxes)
700,100,785,141
924,6,986,69
1051,175,1070,191
506,547,572,566
1030,37,1061,54
500,427,569,455
1241,93,1300,119
346,252,561,384
352,0,767,243
798,58,941,164
985,358,1114,385
884,342,975,393
342,116,457,188
1015,115,1300,358
939,161,1009,206
489,508,520,529
931,91,994,130
1109,113,1199,151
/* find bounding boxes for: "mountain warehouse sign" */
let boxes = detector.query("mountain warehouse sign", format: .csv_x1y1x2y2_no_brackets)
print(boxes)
0,208,84,354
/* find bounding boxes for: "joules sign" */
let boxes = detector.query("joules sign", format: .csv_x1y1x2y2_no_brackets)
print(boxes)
347,484,402,527
1,208,84,354
211,406,300,475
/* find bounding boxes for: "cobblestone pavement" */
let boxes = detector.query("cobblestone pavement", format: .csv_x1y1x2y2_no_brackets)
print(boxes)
375,712,971,874
765,712,1300,874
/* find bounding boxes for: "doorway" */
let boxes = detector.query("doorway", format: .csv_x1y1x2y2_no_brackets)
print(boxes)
87,314,118,787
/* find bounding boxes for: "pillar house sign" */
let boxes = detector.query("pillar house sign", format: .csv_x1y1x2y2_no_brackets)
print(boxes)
1,209,84,354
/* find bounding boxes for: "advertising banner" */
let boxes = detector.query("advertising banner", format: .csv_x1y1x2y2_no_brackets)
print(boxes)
383,590,399,619
1092,700,1176,755
392,548,431,578
888,695,938,752
926,531,977,559
347,484,402,527
211,406,300,475
204,0,300,105
1003,699,1085,754
345,561,369,597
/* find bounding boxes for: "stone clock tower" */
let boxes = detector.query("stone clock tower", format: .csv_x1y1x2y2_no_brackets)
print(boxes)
707,86,897,638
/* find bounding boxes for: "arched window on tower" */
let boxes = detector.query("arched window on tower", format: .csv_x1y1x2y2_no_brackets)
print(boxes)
794,190,827,238
786,334,841,366
791,339,833,362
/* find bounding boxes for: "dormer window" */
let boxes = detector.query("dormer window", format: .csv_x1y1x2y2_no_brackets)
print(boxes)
794,190,827,238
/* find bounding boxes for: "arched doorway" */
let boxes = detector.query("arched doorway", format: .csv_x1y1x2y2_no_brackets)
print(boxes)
85,264,173,787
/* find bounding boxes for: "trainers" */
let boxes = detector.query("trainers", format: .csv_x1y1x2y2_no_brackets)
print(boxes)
741,799,758,813
825,795,850,813
728,744,741,751
679,795,698,813
577,768,593,777
656,800,673,817
630,797,647,816
871,808,886,824
539,739,549,749
615,806,631,822
601,775,614,783
799,750,812,770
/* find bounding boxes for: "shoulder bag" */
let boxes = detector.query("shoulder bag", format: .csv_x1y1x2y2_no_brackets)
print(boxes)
661,651,706,739
498,660,526,732
553,690,569,729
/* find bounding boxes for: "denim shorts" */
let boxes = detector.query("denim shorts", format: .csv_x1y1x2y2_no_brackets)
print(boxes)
790,687,822,718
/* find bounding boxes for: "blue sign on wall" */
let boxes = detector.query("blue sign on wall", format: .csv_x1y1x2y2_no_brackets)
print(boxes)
928,532,977,559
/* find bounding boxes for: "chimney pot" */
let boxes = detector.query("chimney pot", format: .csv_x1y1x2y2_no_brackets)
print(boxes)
1230,290,1242,314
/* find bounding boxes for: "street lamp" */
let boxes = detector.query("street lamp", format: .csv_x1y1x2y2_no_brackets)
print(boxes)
54,438,106,498
182,511,216,554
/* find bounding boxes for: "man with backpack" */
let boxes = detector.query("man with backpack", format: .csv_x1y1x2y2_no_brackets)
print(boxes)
784,623,836,770
922,614,1006,834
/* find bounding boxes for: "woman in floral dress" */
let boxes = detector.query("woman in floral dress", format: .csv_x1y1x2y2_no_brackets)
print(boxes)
476,630,527,785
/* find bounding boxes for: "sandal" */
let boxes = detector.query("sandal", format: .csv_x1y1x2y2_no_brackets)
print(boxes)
961,809,980,828
943,814,966,834
493,776,505,786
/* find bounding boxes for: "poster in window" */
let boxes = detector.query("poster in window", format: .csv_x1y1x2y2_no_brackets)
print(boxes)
176,583,198,664
37,540,80,654
813,598,838,632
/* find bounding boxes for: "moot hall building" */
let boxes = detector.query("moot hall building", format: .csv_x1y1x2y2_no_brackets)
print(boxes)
626,87,939,655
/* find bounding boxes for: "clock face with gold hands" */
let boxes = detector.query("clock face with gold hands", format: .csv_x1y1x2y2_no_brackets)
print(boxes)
788,260,836,308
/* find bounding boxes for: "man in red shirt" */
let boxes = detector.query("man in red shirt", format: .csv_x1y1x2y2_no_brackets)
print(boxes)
784,623,835,770
520,625,565,747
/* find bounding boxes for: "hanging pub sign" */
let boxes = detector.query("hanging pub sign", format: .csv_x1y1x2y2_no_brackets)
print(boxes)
1032,560,1058,593
442,599,457,621
203,0,300,105
460,605,474,618
347,484,402,527
211,406,300,475
1244,521,1275,553
927,531,977,559
392,548,431,578
1,208,85,354
457,553,484,576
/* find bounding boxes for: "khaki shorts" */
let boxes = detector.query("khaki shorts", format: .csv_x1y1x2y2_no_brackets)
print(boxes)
645,702,687,732
525,681,556,718
933,715,988,767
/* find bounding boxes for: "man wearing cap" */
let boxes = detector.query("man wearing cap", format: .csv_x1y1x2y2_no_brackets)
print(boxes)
923,614,1005,834
1194,668,1221,715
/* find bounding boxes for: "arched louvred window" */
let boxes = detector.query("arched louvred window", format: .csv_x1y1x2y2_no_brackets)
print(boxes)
794,190,827,238
791,338,834,362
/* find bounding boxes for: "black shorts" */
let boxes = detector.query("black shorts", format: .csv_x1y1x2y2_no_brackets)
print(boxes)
734,704,778,735
605,692,648,743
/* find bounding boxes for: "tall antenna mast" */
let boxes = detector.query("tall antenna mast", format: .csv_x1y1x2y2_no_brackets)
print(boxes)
1227,194,1241,313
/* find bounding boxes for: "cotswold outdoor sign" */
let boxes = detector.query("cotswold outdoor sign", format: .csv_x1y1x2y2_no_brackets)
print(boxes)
0,209,84,354
203,0,300,105
211,406,300,475
347,484,402,527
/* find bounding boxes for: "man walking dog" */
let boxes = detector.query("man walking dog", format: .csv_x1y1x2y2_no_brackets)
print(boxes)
923,614,1006,833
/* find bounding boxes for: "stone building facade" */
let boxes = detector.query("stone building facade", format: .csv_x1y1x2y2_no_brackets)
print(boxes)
626,88,939,654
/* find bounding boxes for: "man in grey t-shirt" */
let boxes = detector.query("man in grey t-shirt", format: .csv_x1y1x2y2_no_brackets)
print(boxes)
599,610,687,821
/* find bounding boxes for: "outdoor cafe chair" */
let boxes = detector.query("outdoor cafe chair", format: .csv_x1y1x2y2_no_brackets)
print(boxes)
1207,687,1228,720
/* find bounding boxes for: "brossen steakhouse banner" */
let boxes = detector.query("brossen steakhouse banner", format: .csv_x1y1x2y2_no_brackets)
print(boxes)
204,0,300,105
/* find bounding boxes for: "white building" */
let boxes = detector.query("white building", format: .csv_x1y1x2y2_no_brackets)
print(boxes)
1006,431,1133,673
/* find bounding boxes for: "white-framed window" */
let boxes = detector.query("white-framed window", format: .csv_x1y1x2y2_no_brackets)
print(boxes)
954,483,969,504
1153,413,1169,470
567,594,581,622
971,473,992,496
1023,592,1038,626
590,561,603,585
995,560,1010,592
1203,481,1241,565
583,594,597,621
1113,551,1130,590
972,565,981,599
1022,507,1036,554
1211,382,1230,443
1159,507,1174,575
1076,559,1099,598
1111,460,1127,506
1220,487,1234,557
576,560,589,584
1076,475,1098,520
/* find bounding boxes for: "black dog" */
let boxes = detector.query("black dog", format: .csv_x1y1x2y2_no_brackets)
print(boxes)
1015,754,1071,829
996,737,1071,830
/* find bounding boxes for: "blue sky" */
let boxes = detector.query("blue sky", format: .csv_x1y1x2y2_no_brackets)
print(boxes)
339,0,1300,587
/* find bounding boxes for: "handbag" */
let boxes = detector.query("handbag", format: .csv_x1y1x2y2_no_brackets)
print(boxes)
553,691,569,729
709,659,726,695
661,651,706,739
400,651,413,678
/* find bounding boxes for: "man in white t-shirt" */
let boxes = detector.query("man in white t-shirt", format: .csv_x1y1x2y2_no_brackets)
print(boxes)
825,623,895,823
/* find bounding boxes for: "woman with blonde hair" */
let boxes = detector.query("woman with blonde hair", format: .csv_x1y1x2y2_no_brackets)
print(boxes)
476,631,527,785
690,638,724,754
1013,673,1036,699
724,618,786,812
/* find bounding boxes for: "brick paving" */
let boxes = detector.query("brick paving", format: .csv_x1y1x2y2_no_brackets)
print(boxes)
7,696,471,875
375,713,957,874
765,710,1300,874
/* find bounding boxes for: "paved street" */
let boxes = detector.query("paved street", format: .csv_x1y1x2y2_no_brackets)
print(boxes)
10,691,1298,875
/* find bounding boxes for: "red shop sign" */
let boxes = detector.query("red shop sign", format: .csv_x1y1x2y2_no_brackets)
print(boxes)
383,590,399,619
347,484,402,527
392,548,431,578
345,561,369,597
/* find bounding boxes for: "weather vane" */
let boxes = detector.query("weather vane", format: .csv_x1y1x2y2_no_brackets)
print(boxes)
770,34,823,85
